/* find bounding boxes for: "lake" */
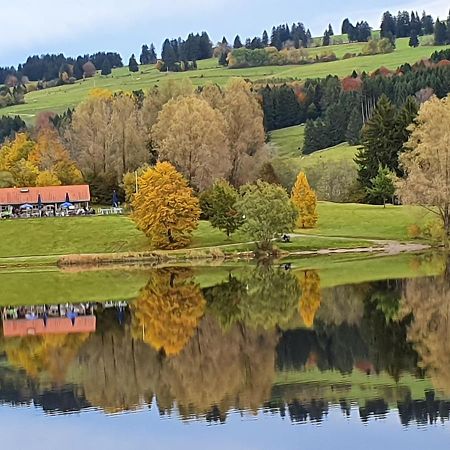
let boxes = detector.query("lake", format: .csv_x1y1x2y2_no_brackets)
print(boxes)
0,252,450,450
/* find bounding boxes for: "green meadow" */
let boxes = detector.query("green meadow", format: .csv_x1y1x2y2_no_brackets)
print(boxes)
2,37,449,120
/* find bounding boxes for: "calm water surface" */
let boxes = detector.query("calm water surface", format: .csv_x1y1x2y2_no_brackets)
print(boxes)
1,253,450,449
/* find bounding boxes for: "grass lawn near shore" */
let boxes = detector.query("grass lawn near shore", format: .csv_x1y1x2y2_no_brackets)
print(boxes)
0,202,433,260
299,202,433,241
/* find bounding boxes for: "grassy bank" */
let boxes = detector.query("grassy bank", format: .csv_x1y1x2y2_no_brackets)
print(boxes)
0,202,432,262
301,202,431,241
2,38,449,120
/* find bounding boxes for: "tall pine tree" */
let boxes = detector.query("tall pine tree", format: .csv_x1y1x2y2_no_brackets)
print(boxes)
128,54,139,72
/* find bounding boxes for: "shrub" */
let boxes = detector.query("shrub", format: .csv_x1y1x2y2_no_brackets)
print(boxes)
407,224,422,239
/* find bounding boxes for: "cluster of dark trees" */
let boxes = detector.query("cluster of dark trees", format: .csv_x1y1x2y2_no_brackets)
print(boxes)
0,52,123,85
304,64,450,154
380,11,433,41
232,23,312,53
260,62,450,156
434,16,450,45
355,95,419,200
341,19,372,42
0,116,26,143
431,48,450,62
139,44,157,65
159,32,213,71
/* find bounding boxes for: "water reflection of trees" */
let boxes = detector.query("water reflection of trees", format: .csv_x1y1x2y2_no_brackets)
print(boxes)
401,268,450,395
131,269,206,356
3,260,450,426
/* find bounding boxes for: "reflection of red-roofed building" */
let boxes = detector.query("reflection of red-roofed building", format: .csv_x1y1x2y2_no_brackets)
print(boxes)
437,59,450,68
3,316,96,337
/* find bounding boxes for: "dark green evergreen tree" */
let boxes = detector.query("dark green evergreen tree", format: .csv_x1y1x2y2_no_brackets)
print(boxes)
233,35,243,48
409,31,419,47
262,30,269,47
140,44,151,65
161,39,177,71
101,57,112,75
128,54,139,72
341,18,351,35
380,11,397,38
322,30,331,46
328,24,334,36
434,19,447,45
421,12,435,35
218,51,228,66
148,44,157,64
355,95,398,193
346,108,363,145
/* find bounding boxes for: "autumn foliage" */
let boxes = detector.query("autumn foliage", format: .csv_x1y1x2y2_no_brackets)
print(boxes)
132,270,206,356
297,270,322,328
132,162,200,249
291,171,318,229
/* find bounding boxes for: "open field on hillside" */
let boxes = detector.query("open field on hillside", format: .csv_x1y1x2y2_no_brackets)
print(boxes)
0,202,433,260
270,123,358,164
301,202,432,241
2,38,449,120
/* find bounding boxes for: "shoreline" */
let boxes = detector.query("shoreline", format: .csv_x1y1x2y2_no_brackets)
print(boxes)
0,240,432,270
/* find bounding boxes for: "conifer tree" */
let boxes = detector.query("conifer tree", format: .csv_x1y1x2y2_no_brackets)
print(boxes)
322,30,331,46
161,39,177,71
366,165,395,206
100,57,112,76
346,108,363,145
128,54,139,72
409,30,420,47
149,44,157,64
262,30,269,47
140,44,150,65
291,172,318,229
233,35,243,48
434,19,447,45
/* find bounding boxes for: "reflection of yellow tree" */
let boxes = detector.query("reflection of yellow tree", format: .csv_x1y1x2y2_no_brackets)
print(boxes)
401,275,450,395
297,271,321,328
4,334,89,383
132,270,206,356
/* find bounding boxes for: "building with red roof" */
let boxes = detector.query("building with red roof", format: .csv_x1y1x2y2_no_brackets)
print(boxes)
0,185,90,207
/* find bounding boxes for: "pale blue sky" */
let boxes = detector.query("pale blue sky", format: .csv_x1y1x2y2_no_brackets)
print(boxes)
1,0,449,66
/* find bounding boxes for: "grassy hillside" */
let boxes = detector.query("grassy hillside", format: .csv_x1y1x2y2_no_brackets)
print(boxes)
2,38,449,120
303,202,431,241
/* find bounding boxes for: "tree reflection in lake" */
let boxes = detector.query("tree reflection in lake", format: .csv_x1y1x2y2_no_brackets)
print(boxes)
2,257,450,428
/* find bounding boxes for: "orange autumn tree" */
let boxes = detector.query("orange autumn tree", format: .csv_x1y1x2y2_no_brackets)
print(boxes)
4,334,89,383
297,270,321,328
291,171,318,228
131,270,206,356
132,162,200,249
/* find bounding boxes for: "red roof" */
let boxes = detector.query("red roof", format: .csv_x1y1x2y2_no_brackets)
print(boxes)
2,316,96,337
0,185,90,206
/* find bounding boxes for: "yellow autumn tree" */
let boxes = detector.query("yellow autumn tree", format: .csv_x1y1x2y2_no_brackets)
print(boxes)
36,170,62,186
297,270,321,328
291,171,318,228
30,128,83,185
131,270,206,356
4,334,89,383
132,162,201,249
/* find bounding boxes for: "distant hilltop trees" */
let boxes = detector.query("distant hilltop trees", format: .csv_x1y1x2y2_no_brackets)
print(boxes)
0,7,448,85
